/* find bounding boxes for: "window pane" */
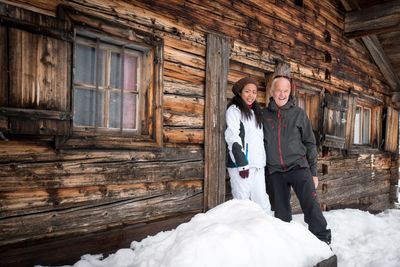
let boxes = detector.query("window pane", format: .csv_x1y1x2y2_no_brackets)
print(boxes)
354,107,361,144
109,91,121,128
75,44,104,85
110,52,122,89
123,93,137,129
73,88,104,127
363,109,370,144
124,54,138,92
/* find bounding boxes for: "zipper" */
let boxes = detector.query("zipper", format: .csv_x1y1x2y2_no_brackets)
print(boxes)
277,109,286,169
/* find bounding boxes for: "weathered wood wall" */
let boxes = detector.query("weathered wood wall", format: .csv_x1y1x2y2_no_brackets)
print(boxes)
0,0,398,266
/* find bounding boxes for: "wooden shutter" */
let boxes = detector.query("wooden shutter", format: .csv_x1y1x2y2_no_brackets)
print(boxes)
321,92,348,149
0,3,72,138
384,106,399,153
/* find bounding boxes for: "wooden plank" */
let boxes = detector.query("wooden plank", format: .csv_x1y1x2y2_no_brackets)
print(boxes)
164,45,205,70
0,140,204,162
164,61,205,84
153,39,164,147
0,212,196,267
385,106,399,152
0,180,203,217
204,32,229,210
163,94,204,115
344,0,400,38
0,159,204,190
0,107,70,120
0,192,203,247
163,127,204,144
163,111,204,128
163,77,204,97
0,25,7,107
0,25,8,132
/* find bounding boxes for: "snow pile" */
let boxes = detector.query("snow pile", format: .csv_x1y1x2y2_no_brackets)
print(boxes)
58,199,332,267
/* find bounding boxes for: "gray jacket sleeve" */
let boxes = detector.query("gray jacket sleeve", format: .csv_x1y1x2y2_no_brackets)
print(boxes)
301,112,318,176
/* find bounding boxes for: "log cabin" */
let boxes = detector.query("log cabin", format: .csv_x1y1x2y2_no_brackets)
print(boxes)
0,0,399,266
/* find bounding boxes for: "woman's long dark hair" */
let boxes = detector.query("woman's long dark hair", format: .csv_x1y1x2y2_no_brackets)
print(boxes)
227,95,263,128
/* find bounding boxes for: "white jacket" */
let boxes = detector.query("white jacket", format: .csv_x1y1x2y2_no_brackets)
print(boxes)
225,105,266,169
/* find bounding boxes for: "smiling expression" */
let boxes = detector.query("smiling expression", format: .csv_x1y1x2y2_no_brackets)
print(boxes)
271,77,291,107
239,83,258,106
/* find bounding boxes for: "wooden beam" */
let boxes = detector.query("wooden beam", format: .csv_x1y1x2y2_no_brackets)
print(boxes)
362,35,400,92
344,0,400,38
340,0,400,92
0,107,71,120
204,32,229,210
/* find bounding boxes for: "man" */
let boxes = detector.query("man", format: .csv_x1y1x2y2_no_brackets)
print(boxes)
263,76,331,245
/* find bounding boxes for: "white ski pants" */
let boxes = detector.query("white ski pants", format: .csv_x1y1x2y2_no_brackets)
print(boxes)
228,167,272,214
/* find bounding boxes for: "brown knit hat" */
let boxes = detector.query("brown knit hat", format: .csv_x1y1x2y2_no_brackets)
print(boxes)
232,77,258,96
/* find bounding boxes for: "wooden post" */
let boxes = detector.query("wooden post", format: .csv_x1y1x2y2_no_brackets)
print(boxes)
204,32,229,210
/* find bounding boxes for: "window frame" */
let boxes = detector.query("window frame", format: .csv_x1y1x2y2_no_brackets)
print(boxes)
72,33,146,136
61,12,164,149
349,96,382,150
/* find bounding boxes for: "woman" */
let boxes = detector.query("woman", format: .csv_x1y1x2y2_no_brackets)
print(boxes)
225,77,272,214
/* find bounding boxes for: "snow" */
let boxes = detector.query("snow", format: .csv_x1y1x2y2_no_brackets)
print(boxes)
37,199,400,267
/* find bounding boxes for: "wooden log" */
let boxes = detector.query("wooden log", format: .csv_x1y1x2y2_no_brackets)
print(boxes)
0,140,203,162
164,35,205,57
0,159,204,190
0,180,203,217
163,127,204,144
0,212,196,267
164,61,205,84
0,191,203,246
163,77,204,97
164,45,205,70
344,0,400,38
163,111,204,128
163,94,204,115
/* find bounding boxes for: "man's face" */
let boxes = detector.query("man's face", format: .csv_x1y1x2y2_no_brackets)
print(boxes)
272,78,291,107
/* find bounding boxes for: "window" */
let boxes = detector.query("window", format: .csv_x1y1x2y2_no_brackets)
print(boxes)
349,97,382,149
73,35,144,134
67,24,163,148
296,89,320,131
354,106,371,145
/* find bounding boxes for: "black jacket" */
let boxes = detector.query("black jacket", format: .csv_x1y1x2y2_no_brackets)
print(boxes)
262,96,318,176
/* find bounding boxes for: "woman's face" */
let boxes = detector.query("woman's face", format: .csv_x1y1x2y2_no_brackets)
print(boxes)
240,83,258,106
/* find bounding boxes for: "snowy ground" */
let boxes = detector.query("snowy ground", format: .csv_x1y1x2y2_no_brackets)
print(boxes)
38,199,400,267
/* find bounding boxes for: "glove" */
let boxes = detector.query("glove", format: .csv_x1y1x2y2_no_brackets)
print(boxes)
239,169,249,178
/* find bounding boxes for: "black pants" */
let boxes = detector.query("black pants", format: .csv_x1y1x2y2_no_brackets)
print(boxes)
266,167,331,243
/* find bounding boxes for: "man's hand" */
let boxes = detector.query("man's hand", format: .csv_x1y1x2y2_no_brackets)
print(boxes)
239,169,249,178
313,176,319,189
